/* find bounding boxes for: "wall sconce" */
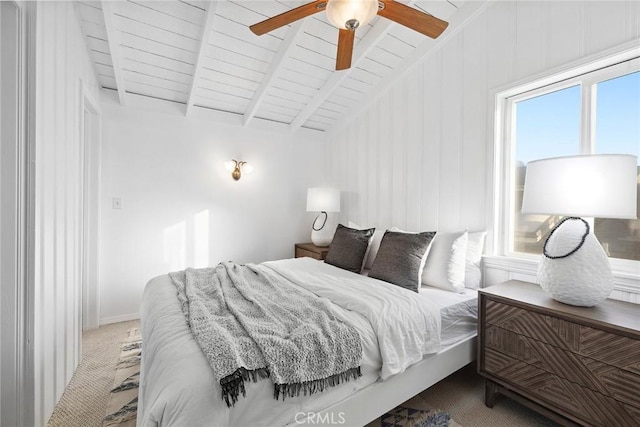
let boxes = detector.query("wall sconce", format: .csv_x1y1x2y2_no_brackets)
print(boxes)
224,159,254,181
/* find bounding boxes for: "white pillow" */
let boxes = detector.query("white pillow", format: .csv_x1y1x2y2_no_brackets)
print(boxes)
422,231,468,293
348,221,384,271
364,230,384,270
465,231,487,289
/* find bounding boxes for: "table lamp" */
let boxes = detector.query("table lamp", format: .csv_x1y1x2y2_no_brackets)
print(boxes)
521,154,637,306
306,187,341,247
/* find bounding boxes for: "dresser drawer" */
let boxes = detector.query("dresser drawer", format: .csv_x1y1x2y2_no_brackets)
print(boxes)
485,324,640,409
485,300,640,373
484,347,639,427
478,282,640,427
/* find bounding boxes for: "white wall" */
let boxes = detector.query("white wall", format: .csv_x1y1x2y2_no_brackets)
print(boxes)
327,1,640,299
32,2,100,425
99,94,327,324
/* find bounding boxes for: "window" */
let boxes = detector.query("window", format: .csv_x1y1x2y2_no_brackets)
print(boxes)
513,85,581,255
498,53,640,266
593,72,640,261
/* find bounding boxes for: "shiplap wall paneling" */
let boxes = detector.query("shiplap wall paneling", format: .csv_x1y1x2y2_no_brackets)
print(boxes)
514,1,545,80
486,1,516,90
365,107,378,227
373,95,391,227
438,32,463,230
421,53,441,230
34,3,100,425
390,83,407,228
544,2,581,70
0,2,24,425
404,65,423,231
343,117,356,220
327,0,640,301
585,2,629,54
459,11,487,230
353,113,370,226
37,6,54,421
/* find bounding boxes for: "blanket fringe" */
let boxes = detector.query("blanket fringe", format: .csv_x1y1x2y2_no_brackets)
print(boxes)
220,367,270,407
274,366,361,401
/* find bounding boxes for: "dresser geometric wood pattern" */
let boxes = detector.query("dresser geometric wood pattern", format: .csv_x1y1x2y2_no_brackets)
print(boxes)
478,281,640,427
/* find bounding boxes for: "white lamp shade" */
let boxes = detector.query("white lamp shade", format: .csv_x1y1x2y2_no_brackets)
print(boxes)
522,154,638,219
326,0,378,29
306,187,341,212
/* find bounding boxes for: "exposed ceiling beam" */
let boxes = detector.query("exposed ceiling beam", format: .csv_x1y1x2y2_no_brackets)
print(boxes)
185,1,219,117
101,1,127,105
289,1,418,132
73,3,102,90
243,20,306,126
330,0,494,131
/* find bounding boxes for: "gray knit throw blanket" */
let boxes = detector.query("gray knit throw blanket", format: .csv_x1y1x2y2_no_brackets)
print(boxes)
169,262,362,407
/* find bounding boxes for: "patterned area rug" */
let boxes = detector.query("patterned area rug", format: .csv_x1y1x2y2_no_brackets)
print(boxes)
368,395,461,427
102,328,141,427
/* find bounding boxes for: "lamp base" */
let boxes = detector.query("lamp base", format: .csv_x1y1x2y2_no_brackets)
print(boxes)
311,229,332,247
537,217,613,307
310,211,335,247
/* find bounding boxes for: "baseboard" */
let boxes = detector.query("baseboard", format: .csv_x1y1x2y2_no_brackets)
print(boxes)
100,313,140,326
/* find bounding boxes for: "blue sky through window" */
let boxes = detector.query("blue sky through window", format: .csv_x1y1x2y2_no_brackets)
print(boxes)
595,72,640,163
515,71,639,165
515,85,581,165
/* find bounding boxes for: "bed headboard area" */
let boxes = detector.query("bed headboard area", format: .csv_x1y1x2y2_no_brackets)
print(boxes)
342,222,487,293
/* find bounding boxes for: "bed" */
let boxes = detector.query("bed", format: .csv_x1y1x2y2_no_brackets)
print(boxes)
137,256,478,426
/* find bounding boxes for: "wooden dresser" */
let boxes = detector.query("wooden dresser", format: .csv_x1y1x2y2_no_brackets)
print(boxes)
294,242,330,260
478,280,640,427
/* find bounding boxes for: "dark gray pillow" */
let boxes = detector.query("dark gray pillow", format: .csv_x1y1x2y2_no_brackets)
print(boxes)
324,224,375,273
369,230,436,292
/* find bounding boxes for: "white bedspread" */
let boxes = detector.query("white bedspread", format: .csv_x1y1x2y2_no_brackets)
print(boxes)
138,258,441,427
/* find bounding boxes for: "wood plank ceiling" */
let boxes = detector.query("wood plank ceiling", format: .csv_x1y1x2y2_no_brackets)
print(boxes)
76,0,464,132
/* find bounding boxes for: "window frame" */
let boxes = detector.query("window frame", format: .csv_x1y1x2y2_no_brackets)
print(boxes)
492,47,640,279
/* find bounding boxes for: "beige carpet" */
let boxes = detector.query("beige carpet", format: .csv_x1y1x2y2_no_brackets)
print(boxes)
48,320,559,427
419,364,559,427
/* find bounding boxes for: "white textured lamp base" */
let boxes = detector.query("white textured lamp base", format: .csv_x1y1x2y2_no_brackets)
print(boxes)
310,211,336,247
538,219,613,307
311,229,332,247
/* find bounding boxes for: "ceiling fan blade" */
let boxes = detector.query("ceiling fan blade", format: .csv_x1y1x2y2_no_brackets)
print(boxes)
250,0,326,36
336,29,355,70
378,0,449,39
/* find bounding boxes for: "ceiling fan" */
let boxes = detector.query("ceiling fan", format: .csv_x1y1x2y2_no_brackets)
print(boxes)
249,0,449,71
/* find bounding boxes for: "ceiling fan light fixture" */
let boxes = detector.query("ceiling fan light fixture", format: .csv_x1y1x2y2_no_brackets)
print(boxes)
326,0,378,30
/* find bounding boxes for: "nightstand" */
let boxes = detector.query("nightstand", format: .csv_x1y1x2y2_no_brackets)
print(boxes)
478,280,640,426
294,243,330,260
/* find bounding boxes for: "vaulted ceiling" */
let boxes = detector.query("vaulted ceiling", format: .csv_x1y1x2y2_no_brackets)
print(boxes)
76,0,466,132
